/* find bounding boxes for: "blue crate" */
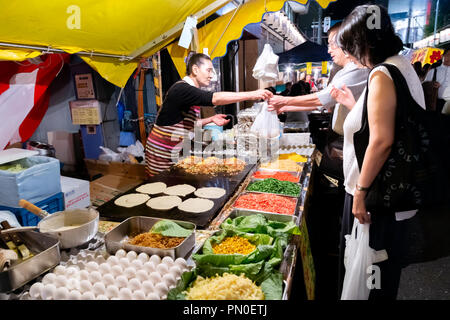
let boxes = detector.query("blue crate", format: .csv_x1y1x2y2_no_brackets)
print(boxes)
0,192,64,226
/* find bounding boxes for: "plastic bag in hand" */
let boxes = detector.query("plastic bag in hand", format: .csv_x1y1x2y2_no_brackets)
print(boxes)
252,44,279,82
341,218,388,300
250,102,281,138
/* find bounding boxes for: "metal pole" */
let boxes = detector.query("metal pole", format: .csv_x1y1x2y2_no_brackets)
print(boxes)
406,1,412,47
433,0,440,45
317,6,322,45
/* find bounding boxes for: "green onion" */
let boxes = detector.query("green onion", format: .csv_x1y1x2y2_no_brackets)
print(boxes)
247,178,300,197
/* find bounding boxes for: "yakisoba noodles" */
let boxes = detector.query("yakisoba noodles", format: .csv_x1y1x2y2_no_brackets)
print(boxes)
185,273,264,300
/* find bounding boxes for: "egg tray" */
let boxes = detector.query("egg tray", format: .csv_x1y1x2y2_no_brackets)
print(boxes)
104,216,196,260
21,248,192,300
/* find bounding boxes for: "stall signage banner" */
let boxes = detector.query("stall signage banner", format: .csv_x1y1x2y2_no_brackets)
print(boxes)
306,62,312,75
321,61,328,74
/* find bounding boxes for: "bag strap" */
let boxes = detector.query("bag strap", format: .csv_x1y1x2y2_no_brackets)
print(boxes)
154,80,186,122
433,67,437,82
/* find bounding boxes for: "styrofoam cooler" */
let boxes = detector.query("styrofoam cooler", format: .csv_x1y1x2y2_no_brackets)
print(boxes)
0,156,61,208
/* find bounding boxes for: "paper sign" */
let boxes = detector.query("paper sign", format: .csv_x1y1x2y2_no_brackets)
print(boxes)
74,73,95,99
69,99,101,125
178,16,198,49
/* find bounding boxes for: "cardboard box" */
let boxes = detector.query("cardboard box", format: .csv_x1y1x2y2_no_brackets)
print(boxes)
61,176,91,209
84,159,146,180
90,174,143,208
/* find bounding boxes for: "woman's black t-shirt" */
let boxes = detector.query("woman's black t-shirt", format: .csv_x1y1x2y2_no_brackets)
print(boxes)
156,81,214,126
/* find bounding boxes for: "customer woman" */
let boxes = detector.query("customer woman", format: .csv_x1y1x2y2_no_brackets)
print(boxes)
330,5,426,299
145,53,272,177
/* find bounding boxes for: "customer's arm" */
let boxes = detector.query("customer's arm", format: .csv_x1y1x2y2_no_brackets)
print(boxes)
268,93,322,109
212,89,272,105
352,71,396,224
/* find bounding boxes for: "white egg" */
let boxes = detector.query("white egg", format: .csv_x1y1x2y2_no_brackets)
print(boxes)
53,265,66,276
161,256,174,268
174,258,187,269
110,265,123,277
127,278,141,291
55,275,67,288
132,290,146,300
115,275,128,289
68,290,82,300
123,267,136,279
119,257,130,269
136,270,148,282
149,255,161,265
154,282,169,297
141,280,155,295
79,279,93,293
131,259,144,270
137,252,149,263
88,271,103,284
54,287,69,300
147,292,160,300
29,282,44,299
105,285,119,299
143,261,156,274
118,287,133,300
149,272,162,284
168,266,182,278
92,282,106,296
102,274,115,287
65,266,78,277
96,294,109,300
162,273,176,288
156,263,169,275
107,255,119,266
42,273,57,285
95,256,106,265
85,261,99,272
126,251,138,261
81,291,95,300
98,263,111,275
78,270,90,281
66,278,80,291
115,249,127,258
41,284,56,300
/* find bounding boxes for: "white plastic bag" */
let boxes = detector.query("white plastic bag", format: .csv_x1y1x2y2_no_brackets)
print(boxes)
252,44,279,82
341,218,388,300
250,102,280,138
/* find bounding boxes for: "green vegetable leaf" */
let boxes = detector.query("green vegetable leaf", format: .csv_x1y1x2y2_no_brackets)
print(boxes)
150,220,193,237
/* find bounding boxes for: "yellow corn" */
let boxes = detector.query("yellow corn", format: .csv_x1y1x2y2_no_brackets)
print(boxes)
212,236,256,255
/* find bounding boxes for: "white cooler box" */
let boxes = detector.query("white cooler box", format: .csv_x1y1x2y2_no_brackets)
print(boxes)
60,176,91,209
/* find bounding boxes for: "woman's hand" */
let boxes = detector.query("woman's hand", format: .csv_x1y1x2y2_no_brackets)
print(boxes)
210,114,230,126
330,84,357,109
267,104,286,114
267,95,289,109
252,89,273,101
353,190,371,224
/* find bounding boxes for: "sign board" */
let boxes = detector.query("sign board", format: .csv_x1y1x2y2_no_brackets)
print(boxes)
74,73,96,99
69,99,102,125
323,17,331,33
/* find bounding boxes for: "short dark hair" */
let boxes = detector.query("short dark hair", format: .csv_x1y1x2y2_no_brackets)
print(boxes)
186,53,212,76
336,5,403,67
327,21,342,36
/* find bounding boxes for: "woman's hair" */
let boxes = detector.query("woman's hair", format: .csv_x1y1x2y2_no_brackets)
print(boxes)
289,82,306,96
186,53,212,76
336,5,403,67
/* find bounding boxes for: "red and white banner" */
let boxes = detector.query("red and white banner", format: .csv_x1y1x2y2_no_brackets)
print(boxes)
0,53,69,150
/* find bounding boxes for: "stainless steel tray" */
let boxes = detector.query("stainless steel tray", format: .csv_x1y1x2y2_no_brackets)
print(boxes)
0,230,60,293
250,169,301,183
104,216,196,259
232,192,300,218
227,209,298,224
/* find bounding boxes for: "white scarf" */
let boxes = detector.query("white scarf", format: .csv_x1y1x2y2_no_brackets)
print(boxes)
182,76,196,87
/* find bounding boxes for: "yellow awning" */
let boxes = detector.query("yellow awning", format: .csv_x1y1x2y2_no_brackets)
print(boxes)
411,47,444,67
0,0,231,87
168,0,337,78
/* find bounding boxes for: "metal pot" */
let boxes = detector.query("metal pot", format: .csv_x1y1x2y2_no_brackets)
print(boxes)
3,200,99,249
26,141,56,157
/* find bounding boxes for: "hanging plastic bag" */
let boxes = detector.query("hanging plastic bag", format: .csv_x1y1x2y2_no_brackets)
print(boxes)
341,218,388,300
252,43,279,82
250,101,281,138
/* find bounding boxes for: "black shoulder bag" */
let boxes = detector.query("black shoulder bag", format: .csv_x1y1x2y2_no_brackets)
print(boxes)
353,63,450,213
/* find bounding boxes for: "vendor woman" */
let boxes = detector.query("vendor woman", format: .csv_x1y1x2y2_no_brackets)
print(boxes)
145,53,273,177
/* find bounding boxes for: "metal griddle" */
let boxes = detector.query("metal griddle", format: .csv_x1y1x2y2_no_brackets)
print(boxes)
97,164,255,228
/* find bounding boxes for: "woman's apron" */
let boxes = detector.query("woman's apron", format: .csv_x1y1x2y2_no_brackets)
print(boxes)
145,105,200,177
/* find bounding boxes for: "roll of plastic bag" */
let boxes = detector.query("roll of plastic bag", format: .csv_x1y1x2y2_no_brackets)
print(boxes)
252,43,279,81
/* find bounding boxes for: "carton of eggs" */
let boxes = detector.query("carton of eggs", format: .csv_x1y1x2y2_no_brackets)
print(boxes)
27,249,189,300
